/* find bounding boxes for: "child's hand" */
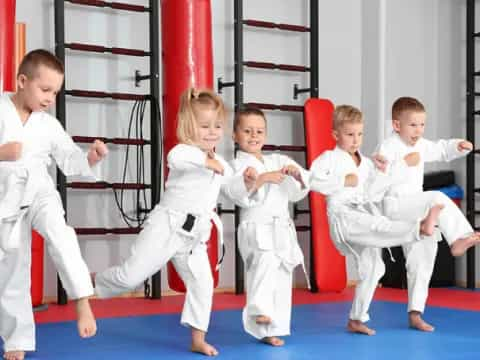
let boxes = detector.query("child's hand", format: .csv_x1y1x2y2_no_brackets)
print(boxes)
458,140,473,152
404,152,420,167
281,164,306,188
207,150,216,159
206,157,224,175
87,140,108,166
1,141,23,161
281,164,301,181
259,171,285,185
372,153,388,173
243,167,258,191
344,173,358,187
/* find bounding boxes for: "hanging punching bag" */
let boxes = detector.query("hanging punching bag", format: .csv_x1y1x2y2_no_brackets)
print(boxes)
162,0,219,292
0,0,16,92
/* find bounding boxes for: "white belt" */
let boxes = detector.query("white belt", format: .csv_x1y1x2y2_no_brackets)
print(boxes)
167,207,225,271
0,167,40,259
240,215,311,289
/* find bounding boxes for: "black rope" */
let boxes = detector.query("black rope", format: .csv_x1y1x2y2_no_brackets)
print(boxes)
112,98,150,227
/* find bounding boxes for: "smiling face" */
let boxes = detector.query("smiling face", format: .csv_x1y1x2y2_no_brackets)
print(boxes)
393,110,426,146
233,114,266,158
193,105,225,152
333,121,364,155
17,64,64,113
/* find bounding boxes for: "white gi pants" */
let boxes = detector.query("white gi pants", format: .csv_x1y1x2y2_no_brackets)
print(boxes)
242,251,292,339
0,187,93,352
384,190,473,313
95,206,214,332
329,206,424,322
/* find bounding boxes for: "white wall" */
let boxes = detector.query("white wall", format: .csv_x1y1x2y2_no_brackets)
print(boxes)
14,0,476,297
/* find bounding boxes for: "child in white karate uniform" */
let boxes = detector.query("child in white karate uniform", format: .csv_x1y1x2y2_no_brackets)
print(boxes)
229,107,310,346
309,105,444,336
376,97,480,331
0,50,107,360
95,88,251,356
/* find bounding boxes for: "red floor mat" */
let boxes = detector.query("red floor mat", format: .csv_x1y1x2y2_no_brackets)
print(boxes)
34,287,480,324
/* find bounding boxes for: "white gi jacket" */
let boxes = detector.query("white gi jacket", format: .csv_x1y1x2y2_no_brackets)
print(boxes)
309,146,403,259
0,94,96,258
377,132,468,198
161,144,249,268
230,151,310,279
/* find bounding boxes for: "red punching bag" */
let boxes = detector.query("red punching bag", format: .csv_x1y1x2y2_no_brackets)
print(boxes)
0,0,16,92
162,0,219,292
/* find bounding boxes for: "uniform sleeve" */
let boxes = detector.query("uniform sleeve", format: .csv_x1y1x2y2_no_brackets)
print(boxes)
309,152,345,195
167,144,207,171
422,138,469,163
278,155,311,203
375,139,396,163
221,159,266,207
362,158,393,202
49,118,97,179
375,138,410,182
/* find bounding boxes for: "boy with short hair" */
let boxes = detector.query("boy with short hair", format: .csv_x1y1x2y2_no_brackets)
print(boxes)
0,49,107,360
376,97,480,332
229,107,310,346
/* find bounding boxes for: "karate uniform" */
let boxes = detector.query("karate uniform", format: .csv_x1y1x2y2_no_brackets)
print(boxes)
95,144,247,332
0,94,97,352
229,151,309,340
377,132,472,313
310,146,425,322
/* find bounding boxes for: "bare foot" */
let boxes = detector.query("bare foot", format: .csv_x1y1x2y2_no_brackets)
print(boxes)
261,336,285,346
450,232,480,257
191,341,219,356
255,315,272,325
3,351,25,360
347,319,376,335
419,204,444,236
409,311,434,332
76,297,97,338
191,328,218,356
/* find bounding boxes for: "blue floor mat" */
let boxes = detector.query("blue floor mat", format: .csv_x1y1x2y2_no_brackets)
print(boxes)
4,301,480,359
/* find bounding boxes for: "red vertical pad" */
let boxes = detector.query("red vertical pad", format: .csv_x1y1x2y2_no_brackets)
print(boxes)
304,98,347,292
0,0,16,92
31,231,44,307
161,0,219,292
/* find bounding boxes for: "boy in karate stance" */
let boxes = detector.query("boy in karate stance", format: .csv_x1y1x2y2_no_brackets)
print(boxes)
0,49,107,360
376,97,480,331
229,108,310,346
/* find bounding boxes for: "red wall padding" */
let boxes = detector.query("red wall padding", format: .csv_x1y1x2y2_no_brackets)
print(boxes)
0,0,16,92
304,98,347,292
31,231,44,307
161,0,219,292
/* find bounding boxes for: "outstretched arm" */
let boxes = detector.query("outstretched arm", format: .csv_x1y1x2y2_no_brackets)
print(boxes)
423,138,471,162
50,121,102,179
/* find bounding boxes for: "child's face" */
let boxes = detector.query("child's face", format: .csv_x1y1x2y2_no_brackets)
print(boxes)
392,110,426,146
333,122,363,155
233,114,266,156
17,65,64,112
193,106,224,152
